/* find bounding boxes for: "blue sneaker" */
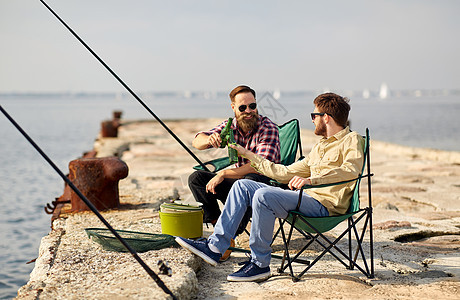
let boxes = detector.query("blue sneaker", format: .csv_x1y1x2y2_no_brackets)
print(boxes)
227,261,271,282
175,237,221,266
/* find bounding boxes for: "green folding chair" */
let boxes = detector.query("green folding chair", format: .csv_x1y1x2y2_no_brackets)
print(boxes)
277,128,374,281
193,119,303,172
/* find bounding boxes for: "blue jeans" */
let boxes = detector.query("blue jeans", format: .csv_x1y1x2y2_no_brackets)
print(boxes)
208,179,329,268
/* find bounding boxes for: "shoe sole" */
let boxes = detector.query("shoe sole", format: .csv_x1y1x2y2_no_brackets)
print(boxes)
175,237,218,267
226,271,271,282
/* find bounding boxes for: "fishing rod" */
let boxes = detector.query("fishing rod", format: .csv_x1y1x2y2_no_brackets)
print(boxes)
38,0,210,172
0,105,177,300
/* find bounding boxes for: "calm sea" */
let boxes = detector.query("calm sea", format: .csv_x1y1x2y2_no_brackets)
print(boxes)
0,92,459,298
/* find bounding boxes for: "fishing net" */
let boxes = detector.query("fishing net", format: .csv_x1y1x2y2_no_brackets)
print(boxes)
85,228,178,252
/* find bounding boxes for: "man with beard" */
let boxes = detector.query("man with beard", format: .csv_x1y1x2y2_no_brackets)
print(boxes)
188,85,280,261
177,92,364,282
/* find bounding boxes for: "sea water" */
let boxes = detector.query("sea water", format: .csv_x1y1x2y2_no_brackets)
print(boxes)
0,92,459,299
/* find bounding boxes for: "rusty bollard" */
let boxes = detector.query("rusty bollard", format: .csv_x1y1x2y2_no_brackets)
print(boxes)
68,157,129,212
101,120,118,137
101,110,123,137
113,110,122,120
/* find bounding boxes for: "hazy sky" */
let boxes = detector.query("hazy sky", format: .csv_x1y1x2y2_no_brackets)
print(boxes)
1,0,459,93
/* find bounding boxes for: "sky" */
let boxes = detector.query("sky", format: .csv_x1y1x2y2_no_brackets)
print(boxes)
0,0,459,93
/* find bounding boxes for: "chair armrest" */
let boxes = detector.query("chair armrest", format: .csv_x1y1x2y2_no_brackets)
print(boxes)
294,173,373,211
269,179,289,190
300,173,373,190
192,157,232,172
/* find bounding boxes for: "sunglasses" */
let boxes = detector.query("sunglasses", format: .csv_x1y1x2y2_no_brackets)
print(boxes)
238,103,257,112
310,112,326,120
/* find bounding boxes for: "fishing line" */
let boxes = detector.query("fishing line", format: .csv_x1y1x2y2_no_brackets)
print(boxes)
38,0,210,172
0,105,177,300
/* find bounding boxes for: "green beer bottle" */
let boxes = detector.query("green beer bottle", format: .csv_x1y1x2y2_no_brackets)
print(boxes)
220,118,239,164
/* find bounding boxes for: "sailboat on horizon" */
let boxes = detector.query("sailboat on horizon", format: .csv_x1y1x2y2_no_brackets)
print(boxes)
379,82,389,99
362,89,370,99
272,88,281,100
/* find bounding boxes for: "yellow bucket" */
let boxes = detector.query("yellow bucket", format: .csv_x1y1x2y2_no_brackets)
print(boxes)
159,203,203,239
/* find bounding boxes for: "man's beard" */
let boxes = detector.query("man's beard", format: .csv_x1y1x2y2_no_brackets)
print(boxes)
237,112,259,133
314,119,327,137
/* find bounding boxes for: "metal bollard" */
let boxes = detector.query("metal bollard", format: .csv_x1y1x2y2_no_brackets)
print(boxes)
101,110,123,137
68,157,129,212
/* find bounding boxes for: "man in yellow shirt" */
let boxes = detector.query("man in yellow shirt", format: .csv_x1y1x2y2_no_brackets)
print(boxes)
176,92,365,282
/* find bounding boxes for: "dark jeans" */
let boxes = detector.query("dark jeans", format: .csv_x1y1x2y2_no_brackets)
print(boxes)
188,170,272,236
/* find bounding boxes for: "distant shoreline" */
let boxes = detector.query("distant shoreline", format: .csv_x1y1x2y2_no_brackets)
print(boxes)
1,88,459,99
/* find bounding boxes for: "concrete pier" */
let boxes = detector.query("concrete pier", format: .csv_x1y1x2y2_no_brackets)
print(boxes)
16,118,460,299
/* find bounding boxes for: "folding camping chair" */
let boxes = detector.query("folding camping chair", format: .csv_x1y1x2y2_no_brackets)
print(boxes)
277,128,374,281
193,119,303,172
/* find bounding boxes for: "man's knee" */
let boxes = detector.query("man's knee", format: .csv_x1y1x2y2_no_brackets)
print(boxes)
252,188,272,207
188,170,199,186
230,178,262,198
227,179,255,207
253,187,285,210
253,188,289,219
231,178,252,190
188,170,211,187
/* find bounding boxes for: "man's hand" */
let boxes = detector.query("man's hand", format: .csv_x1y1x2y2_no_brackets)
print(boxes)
229,143,252,158
207,132,222,148
206,173,225,194
288,176,311,190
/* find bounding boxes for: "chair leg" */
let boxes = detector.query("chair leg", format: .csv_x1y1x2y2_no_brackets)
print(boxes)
297,212,372,278
350,211,373,277
348,215,369,272
348,218,353,270
276,221,321,277
366,145,375,278
284,215,355,278
341,213,373,277
368,207,375,278
296,230,352,278
271,218,287,246
278,215,301,279
279,210,374,280
278,218,287,272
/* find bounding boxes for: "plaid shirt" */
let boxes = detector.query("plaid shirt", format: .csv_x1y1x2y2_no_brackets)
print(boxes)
200,115,280,167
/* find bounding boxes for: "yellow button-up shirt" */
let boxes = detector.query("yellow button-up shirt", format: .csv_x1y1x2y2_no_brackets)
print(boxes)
249,127,365,215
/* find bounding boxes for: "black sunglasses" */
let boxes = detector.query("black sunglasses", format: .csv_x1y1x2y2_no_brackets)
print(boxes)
238,103,257,112
310,112,326,120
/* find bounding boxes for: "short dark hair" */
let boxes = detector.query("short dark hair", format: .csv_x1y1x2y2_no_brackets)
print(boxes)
229,85,256,103
313,93,350,128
